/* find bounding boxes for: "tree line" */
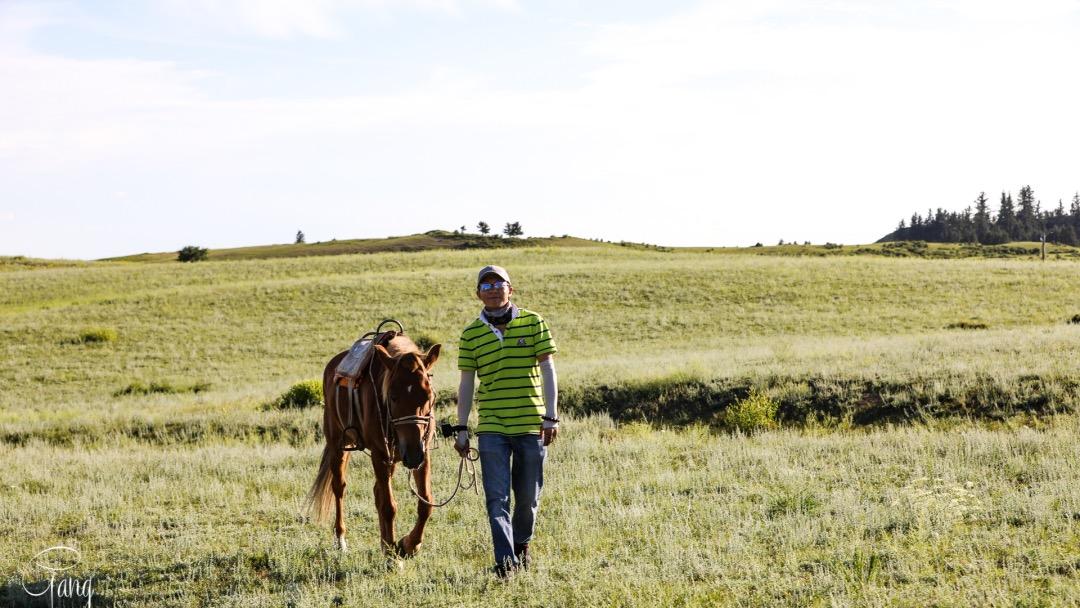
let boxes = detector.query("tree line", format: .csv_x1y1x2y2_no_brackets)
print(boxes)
882,186,1080,245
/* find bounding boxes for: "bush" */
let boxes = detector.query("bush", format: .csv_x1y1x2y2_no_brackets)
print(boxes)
1069,315,1080,325
945,320,989,330
74,327,117,344
274,379,323,409
114,381,210,397
413,333,438,351
721,387,778,432
178,245,208,262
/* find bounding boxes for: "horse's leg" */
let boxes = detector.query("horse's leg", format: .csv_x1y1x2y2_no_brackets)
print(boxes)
332,449,351,551
398,460,433,557
372,459,398,555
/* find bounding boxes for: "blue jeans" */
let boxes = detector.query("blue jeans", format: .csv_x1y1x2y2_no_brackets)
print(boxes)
477,432,546,567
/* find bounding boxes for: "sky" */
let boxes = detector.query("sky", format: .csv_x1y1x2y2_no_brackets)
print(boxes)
3,0,1080,259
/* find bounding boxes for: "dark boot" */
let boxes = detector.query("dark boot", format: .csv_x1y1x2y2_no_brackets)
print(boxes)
514,544,530,571
493,556,516,579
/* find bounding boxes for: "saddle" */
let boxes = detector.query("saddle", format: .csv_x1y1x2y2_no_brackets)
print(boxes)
333,320,404,451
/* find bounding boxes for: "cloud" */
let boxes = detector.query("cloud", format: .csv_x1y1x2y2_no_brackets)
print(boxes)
3,0,1080,257
159,0,520,39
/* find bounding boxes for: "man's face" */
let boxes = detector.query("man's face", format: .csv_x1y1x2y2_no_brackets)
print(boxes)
476,273,513,309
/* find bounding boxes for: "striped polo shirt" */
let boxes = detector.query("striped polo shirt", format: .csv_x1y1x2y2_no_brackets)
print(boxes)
458,307,558,435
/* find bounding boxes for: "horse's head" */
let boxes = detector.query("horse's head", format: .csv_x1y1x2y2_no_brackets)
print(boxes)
373,343,441,470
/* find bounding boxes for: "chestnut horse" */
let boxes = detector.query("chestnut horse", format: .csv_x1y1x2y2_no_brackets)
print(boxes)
305,334,442,556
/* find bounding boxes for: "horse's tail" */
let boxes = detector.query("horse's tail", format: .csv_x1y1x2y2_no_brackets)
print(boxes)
304,442,338,524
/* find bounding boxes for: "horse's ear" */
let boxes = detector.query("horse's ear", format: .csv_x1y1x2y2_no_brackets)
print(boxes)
373,344,393,367
423,344,441,369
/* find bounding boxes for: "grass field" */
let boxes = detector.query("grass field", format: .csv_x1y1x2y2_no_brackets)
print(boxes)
3,245,1080,606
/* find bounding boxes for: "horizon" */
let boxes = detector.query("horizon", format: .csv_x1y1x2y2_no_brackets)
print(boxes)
4,1,1080,259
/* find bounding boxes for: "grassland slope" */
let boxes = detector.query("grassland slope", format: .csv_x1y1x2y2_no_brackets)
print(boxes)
101,231,606,263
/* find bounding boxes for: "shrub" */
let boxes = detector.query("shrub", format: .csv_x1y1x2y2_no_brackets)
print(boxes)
766,489,822,518
275,379,323,409
177,245,208,262
75,327,117,344
413,333,438,351
1069,314,1080,325
114,381,210,397
721,387,778,432
946,320,988,330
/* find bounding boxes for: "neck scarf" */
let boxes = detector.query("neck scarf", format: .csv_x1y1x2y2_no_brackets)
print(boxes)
483,302,516,326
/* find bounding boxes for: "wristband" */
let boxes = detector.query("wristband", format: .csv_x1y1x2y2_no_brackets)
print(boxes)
440,422,470,438
541,416,560,424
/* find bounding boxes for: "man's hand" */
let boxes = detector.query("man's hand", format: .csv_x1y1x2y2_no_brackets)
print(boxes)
541,426,557,446
454,430,470,456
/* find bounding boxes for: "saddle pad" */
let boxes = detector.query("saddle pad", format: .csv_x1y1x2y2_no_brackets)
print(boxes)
336,337,374,382
334,330,397,384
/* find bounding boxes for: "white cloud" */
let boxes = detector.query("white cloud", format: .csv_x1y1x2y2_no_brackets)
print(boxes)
3,0,1080,257
159,0,520,39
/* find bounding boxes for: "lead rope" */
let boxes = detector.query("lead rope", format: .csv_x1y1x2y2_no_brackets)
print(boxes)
407,446,480,507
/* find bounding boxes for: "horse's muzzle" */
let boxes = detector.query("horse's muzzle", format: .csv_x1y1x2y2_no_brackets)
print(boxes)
401,443,426,470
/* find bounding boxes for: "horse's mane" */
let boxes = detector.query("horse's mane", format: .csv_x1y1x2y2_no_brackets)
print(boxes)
384,334,420,358
379,334,426,404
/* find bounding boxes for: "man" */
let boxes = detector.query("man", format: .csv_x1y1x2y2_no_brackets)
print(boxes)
455,265,559,577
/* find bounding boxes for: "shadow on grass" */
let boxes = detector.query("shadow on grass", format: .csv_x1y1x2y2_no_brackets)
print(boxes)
554,372,1078,429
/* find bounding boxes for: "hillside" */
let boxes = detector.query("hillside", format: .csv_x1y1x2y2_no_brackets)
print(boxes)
100,230,605,263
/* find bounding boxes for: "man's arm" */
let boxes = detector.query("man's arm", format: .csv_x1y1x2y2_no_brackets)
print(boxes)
455,370,475,452
538,354,558,445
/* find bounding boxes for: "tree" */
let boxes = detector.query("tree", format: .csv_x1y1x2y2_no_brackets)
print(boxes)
973,192,991,243
503,222,524,238
997,192,1019,240
1048,224,1079,246
460,225,467,233
1017,185,1037,239
177,245,208,262
477,221,490,235
295,230,305,244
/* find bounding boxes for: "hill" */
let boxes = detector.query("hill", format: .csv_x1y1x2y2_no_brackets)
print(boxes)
101,230,607,263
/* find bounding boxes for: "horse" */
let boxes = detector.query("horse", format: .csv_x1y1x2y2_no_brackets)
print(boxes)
305,334,442,556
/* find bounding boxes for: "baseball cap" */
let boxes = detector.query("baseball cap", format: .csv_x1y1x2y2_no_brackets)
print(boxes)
477,265,510,285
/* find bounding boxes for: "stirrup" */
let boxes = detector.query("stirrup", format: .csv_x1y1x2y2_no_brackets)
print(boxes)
340,426,364,452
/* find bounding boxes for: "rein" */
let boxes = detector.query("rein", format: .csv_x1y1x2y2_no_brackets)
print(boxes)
407,446,480,507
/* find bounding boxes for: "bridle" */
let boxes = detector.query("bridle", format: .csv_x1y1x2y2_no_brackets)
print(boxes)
354,329,477,507
371,352,436,464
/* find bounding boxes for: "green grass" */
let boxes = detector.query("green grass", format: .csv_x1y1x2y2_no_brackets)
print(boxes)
4,245,1080,605
2,415,1080,606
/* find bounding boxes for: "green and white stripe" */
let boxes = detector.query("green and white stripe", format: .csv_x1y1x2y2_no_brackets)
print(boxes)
458,308,557,435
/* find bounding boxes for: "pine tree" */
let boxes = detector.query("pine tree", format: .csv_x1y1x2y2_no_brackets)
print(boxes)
973,192,991,243
1017,185,1037,239
477,221,490,235
997,192,1019,240
295,230,305,244
1071,193,1080,230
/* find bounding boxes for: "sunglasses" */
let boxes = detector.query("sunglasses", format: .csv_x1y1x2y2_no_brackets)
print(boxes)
478,281,510,292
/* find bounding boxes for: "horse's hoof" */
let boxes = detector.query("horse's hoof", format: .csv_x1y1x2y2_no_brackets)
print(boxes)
335,535,348,552
384,556,404,573
395,538,421,559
